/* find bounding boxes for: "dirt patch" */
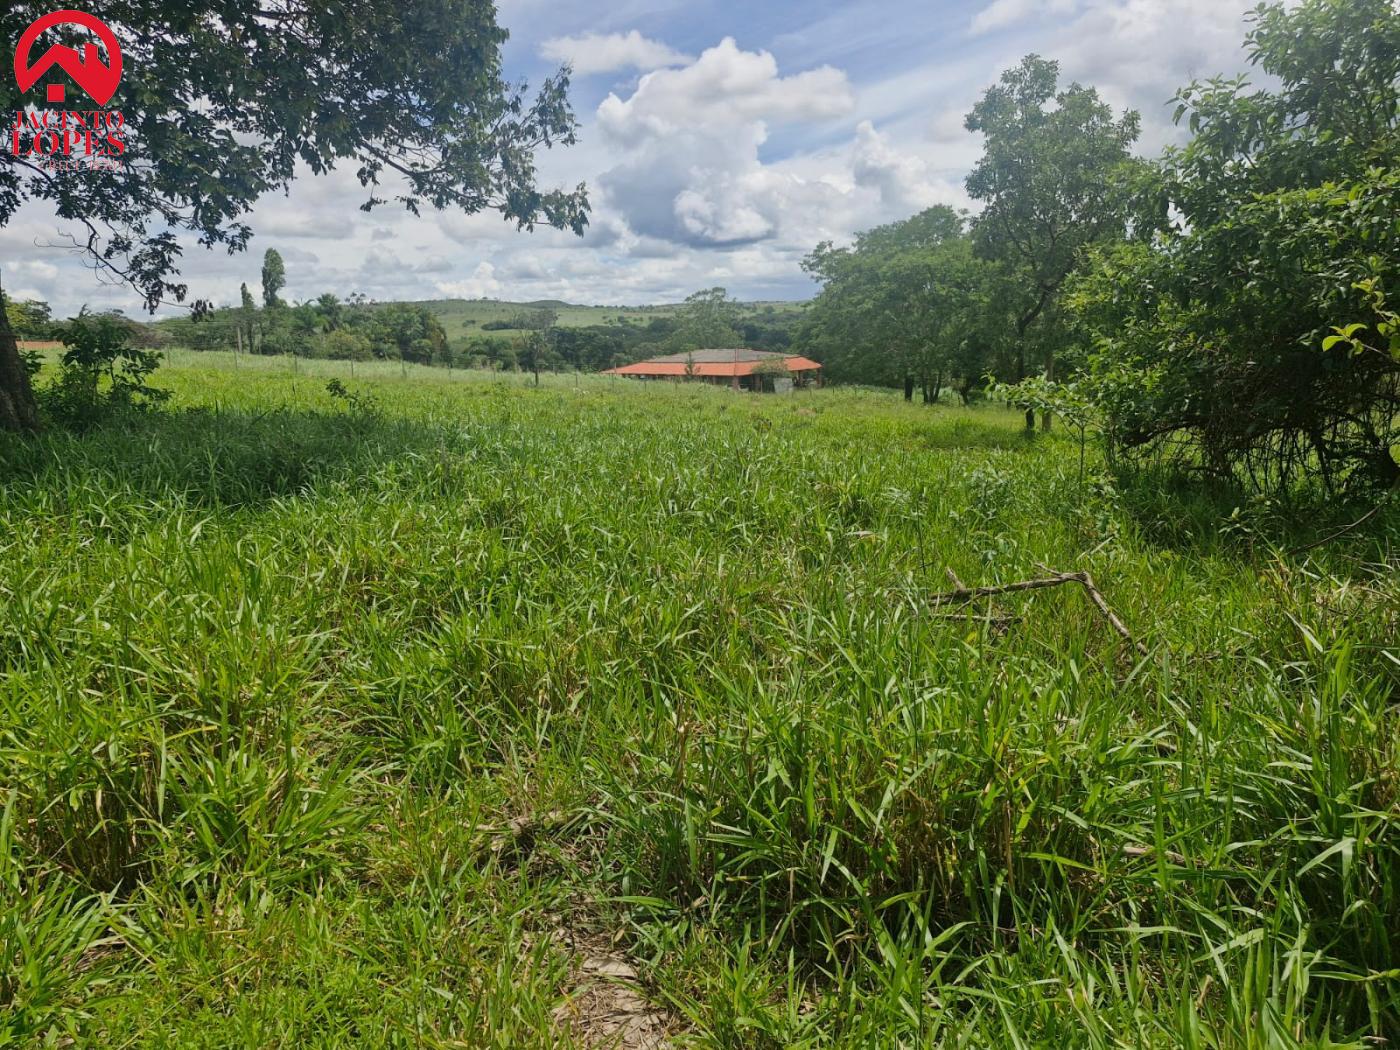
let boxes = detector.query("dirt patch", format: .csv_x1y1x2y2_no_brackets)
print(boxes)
552,935,676,1049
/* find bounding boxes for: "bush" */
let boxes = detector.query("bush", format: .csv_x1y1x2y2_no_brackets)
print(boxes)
41,310,168,427
323,328,373,361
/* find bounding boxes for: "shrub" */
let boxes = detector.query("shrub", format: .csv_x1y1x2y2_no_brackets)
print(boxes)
41,310,168,427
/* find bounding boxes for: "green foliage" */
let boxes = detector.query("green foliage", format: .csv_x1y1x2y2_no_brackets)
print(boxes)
1073,0,1400,492
2,294,55,341
261,250,287,312
965,55,1143,423
800,207,1006,401
322,327,373,362
41,310,169,426
361,302,449,363
670,287,743,352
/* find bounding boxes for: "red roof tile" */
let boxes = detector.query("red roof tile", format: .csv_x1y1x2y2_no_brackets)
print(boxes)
604,354,822,377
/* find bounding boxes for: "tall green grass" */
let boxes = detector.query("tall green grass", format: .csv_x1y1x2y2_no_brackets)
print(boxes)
1,351,1395,1046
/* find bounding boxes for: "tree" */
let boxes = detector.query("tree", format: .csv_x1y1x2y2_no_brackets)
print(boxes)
323,327,372,363
515,308,558,385
0,0,590,431
239,283,257,353
799,207,1006,401
261,250,287,312
965,55,1141,429
315,294,344,332
374,303,449,363
2,295,56,341
670,288,741,352
1072,0,1400,491
0,278,41,430
43,309,168,426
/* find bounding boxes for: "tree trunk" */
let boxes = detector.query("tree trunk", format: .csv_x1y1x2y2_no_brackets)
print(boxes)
1018,339,1034,432
1015,285,1055,434
903,375,914,402
0,300,41,433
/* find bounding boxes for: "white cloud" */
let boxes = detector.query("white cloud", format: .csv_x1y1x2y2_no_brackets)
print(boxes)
434,262,504,300
592,37,928,253
596,38,853,144
851,121,951,212
540,30,692,76
5,260,60,282
970,0,1081,37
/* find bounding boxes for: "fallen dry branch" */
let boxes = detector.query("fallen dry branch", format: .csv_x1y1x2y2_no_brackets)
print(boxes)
1284,490,1395,557
930,568,1149,656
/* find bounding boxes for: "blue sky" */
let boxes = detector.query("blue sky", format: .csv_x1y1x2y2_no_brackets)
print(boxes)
4,0,1273,316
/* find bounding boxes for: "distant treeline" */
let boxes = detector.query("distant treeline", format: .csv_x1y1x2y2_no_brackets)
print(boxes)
154,277,800,376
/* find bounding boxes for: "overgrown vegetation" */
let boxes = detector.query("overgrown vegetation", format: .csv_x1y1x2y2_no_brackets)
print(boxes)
1,351,1396,1045
1,1,1397,1044
796,0,1399,494
1071,0,1400,492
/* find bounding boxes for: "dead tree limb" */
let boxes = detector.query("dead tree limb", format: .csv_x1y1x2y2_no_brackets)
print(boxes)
929,568,1149,656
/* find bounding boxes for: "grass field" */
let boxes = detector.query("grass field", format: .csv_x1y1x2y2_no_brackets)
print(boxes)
2,351,1397,1047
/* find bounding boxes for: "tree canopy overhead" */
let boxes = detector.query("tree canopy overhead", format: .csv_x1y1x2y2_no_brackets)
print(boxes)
0,0,591,430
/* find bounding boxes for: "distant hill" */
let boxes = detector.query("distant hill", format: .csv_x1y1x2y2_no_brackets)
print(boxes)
404,297,807,343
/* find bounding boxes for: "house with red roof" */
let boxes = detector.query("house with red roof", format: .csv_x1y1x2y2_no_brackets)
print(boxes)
603,349,822,392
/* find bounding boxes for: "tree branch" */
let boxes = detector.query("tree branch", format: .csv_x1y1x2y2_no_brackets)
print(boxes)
929,567,1148,656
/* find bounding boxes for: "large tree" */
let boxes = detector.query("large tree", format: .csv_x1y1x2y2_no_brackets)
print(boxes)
0,1,590,431
260,250,286,312
670,288,743,352
800,207,1004,401
239,283,257,353
964,55,1141,429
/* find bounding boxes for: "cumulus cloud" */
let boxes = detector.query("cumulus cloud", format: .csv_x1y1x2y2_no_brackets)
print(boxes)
851,121,950,212
1032,1,1265,150
434,262,504,301
590,36,964,266
540,31,692,76
962,0,1267,149
2,2,1276,316
597,38,853,144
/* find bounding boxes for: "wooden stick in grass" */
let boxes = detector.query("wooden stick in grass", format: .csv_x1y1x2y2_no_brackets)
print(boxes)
1284,489,1394,557
930,568,1149,656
